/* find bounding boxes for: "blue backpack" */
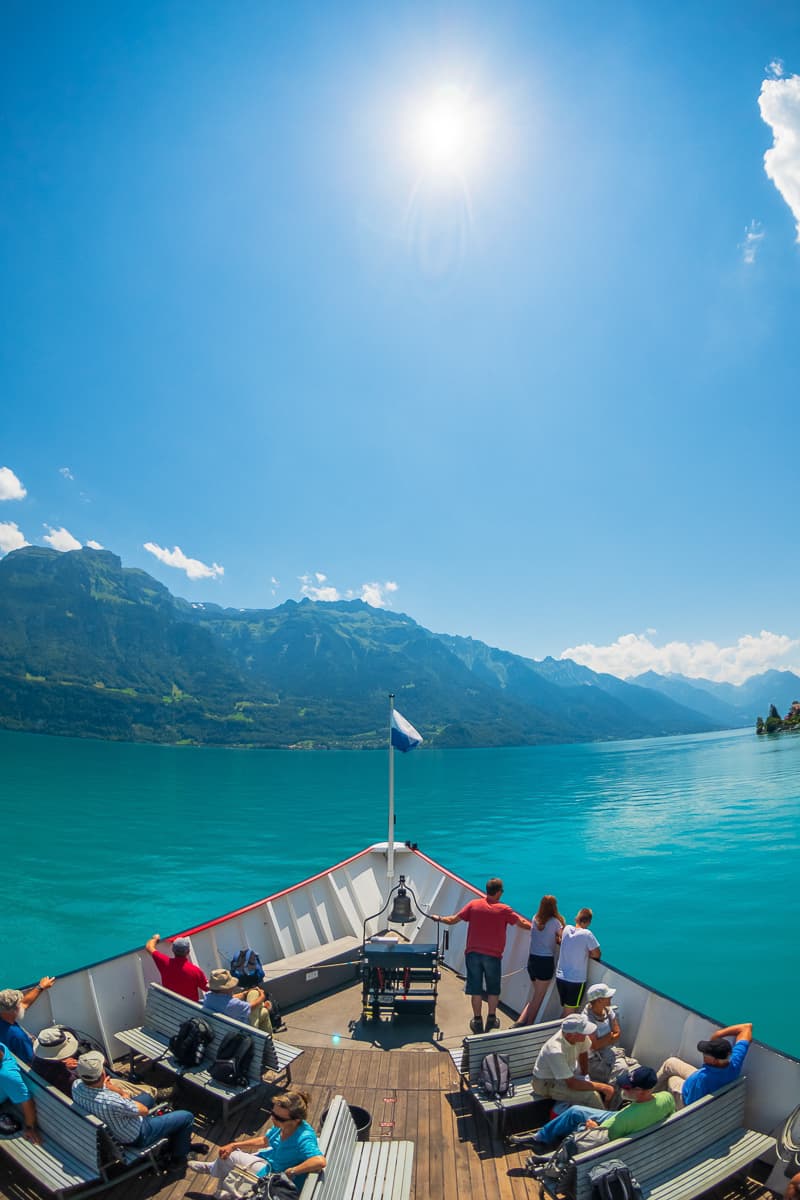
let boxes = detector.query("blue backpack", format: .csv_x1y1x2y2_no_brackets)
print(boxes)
230,948,265,989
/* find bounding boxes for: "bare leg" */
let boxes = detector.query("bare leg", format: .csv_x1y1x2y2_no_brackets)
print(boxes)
486,994,499,1017
471,994,483,1019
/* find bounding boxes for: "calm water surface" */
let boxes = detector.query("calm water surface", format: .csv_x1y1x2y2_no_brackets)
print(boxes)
3,726,799,1055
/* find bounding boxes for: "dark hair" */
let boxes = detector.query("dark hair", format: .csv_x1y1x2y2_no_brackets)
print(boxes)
576,907,593,926
486,878,503,897
272,1088,311,1122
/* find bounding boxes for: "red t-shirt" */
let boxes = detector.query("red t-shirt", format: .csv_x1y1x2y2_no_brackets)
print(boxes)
457,898,521,958
152,951,209,1002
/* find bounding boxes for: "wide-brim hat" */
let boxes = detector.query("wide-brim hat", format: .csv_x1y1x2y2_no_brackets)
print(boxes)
585,983,616,1002
208,968,240,993
34,1026,79,1061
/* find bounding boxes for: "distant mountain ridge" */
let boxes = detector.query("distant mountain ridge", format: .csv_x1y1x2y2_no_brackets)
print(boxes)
628,669,800,725
0,545,747,749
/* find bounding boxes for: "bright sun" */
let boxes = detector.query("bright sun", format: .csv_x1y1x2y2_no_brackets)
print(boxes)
409,85,484,176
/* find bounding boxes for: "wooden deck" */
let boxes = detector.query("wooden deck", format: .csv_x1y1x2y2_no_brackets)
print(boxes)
0,974,780,1200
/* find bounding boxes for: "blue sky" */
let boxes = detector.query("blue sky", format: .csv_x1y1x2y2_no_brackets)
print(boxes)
2,1,799,683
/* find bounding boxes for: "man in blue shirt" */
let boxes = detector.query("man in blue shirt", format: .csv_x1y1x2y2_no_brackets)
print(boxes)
656,1021,752,1108
0,979,56,1065
0,1045,40,1142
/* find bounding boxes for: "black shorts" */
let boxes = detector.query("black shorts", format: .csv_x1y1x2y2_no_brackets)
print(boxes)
556,977,587,1007
527,954,555,981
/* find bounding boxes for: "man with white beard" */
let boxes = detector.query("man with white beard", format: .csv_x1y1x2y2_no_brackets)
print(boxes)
0,978,56,1064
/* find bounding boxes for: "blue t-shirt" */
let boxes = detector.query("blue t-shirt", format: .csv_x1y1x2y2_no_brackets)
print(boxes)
202,992,251,1023
0,1020,34,1066
0,1047,31,1105
682,1040,750,1106
256,1121,322,1177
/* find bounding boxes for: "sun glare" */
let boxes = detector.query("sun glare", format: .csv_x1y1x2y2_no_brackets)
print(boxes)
409,84,485,176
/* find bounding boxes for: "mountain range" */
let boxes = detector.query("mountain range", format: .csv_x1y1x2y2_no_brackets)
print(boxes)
0,546,795,749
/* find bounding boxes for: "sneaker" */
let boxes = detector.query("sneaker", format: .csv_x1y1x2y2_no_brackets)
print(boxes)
525,1151,554,1166
186,1160,213,1174
469,1016,483,1034
485,1014,501,1031
507,1132,545,1149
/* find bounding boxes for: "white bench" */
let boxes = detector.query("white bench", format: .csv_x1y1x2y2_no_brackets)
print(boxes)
0,1062,165,1197
115,983,304,1119
540,1077,775,1200
452,1020,561,1138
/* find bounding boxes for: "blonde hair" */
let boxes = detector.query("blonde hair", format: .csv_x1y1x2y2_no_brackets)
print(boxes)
273,1088,311,1122
576,907,593,926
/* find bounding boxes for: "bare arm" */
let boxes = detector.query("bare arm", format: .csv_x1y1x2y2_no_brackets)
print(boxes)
515,916,532,930
566,1076,615,1101
711,1022,752,1043
430,913,463,926
287,1154,327,1178
219,1133,268,1158
22,978,55,1010
589,947,601,960
144,934,160,957
22,1098,41,1143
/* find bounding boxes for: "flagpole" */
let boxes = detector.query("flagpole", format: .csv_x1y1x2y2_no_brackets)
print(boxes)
388,692,395,881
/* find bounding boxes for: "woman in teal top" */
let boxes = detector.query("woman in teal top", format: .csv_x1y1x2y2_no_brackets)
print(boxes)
188,1088,326,1195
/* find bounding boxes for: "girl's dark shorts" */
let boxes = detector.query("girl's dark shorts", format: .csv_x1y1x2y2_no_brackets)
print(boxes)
527,954,555,982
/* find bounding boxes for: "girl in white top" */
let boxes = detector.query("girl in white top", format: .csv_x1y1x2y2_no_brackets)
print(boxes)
515,895,565,1026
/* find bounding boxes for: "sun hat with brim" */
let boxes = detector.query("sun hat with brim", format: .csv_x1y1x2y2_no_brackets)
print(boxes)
208,968,240,993
34,1026,79,1061
561,1013,596,1036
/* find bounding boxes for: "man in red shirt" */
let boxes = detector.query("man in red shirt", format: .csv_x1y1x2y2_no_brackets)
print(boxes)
432,878,531,1033
145,934,208,1003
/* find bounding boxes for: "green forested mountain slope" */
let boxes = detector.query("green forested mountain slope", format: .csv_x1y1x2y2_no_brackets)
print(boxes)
0,547,720,748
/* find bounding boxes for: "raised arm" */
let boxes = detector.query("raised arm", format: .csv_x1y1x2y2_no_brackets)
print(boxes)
144,933,160,957
21,978,55,1010
711,1022,753,1043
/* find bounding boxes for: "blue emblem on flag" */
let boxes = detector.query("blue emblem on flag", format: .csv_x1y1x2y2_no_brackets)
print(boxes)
391,710,423,753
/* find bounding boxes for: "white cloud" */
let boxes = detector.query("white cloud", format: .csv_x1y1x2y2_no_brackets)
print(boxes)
43,525,82,552
299,573,400,607
758,72,800,241
143,542,224,581
740,219,765,264
358,580,399,608
85,539,104,549
767,59,785,79
59,467,74,481
0,467,26,501
0,521,29,554
560,630,800,685
299,572,341,602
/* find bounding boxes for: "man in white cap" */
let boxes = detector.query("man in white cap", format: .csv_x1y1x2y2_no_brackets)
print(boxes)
71,1051,197,1168
531,1013,615,1109
202,969,272,1032
145,933,208,1002
0,978,56,1065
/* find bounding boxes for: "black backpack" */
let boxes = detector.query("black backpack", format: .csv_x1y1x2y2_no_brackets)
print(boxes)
168,1017,214,1068
478,1051,514,1099
209,1029,255,1086
588,1159,643,1200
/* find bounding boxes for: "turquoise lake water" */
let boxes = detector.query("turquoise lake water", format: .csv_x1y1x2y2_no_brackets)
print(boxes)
3,726,799,1056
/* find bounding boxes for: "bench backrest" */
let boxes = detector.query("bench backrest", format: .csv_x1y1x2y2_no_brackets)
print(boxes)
299,1095,356,1200
465,1020,562,1086
571,1077,747,1200
145,983,278,1085
23,1063,105,1172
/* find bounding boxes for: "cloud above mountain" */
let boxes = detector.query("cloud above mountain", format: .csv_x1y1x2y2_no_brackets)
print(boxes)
0,522,29,554
298,572,399,608
43,525,82,552
560,630,800,685
759,71,800,240
143,542,224,580
0,467,26,501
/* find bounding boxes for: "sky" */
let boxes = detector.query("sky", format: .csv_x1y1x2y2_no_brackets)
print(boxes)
2,1,800,685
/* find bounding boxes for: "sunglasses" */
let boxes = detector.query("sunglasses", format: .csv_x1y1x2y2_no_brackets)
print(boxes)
270,1111,292,1123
